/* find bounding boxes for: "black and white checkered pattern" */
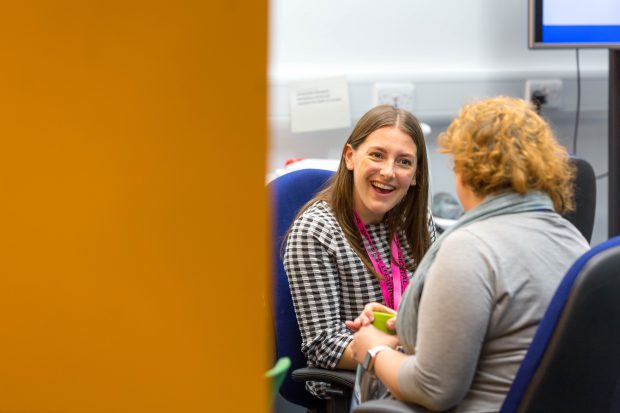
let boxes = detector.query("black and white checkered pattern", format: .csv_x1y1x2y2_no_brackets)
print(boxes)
283,201,436,398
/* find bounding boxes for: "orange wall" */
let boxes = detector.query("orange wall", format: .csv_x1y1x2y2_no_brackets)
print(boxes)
0,2,268,411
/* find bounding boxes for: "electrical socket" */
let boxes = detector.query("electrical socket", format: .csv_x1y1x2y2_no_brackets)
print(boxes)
373,83,415,112
524,79,563,110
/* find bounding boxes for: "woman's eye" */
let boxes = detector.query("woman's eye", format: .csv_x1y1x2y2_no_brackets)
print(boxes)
399,159,413,166
369,152,383,159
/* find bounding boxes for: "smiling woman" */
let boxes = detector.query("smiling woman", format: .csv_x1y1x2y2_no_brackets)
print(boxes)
283,105,436,399
345,126,418,225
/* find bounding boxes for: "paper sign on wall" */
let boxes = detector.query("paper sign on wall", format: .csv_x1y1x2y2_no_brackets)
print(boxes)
288,76,351,133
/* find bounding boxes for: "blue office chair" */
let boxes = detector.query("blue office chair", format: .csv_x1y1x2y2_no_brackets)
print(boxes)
354,236,620,413
268,169,355,412
563,156,596,243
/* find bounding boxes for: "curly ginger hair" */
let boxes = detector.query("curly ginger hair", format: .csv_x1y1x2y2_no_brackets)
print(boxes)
438,96,575,213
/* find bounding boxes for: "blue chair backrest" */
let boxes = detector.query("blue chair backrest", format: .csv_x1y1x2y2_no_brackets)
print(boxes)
500,236,620,413
562,156,596,243
268,169,334,408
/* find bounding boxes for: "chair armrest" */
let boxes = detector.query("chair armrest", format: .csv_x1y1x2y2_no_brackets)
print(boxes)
353,398,433,413
291,367,356,389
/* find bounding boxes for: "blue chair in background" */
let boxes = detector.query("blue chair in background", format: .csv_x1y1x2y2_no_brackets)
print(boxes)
563,156,596,243
268,169,355,412
354,236,620,413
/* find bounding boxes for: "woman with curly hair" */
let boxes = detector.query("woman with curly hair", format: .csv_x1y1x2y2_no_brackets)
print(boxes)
348,96,590,412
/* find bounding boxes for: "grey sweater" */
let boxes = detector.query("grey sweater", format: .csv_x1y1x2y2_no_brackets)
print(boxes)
397,211,590,412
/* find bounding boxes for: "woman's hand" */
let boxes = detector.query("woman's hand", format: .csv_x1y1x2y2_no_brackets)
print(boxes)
345,302,397,332
350,325,400,364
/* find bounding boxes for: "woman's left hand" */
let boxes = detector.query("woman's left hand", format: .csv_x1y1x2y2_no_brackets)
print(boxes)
351,325,400,365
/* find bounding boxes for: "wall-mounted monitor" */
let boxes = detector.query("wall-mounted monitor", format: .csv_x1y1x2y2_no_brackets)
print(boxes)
529,0,620,49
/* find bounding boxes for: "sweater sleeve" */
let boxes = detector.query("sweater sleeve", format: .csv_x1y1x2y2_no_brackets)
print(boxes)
397,229,495,411
283,213,353,369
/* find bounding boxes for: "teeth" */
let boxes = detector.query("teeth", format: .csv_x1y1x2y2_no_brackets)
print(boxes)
372,181,395,190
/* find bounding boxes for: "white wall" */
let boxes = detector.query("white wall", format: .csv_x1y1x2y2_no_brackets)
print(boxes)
268,0,610,245
270,0,608,80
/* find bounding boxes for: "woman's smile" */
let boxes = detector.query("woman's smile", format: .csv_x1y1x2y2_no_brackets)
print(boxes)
371,181,396,194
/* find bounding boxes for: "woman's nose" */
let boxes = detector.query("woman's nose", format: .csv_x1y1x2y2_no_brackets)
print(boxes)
379,161,395,178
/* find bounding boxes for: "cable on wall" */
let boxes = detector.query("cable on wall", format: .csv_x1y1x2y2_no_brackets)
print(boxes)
572,48,581,155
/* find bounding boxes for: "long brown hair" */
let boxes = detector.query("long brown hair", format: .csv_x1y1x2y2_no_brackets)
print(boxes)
287,105,433,277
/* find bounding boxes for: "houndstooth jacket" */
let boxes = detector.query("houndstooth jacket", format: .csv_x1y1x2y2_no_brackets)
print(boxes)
283,200,436,398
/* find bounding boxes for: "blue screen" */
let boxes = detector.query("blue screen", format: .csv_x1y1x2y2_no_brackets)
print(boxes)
543,25,620,44
531,0,620,48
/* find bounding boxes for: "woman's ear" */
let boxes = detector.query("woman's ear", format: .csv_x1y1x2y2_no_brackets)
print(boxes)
344,144,355,171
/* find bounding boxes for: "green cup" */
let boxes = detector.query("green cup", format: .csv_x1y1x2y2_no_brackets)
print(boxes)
372,311,396,335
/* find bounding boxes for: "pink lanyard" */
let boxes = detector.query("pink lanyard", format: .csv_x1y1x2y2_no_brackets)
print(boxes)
352,210,409,310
